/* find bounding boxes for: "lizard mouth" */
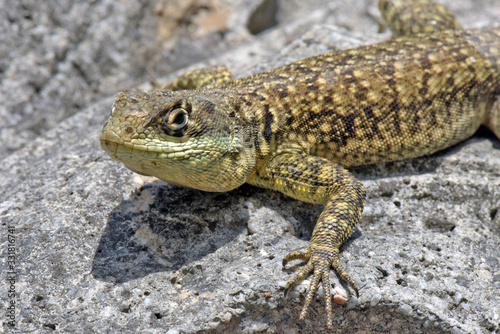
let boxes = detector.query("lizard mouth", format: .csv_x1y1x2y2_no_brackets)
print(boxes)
99,129,199,163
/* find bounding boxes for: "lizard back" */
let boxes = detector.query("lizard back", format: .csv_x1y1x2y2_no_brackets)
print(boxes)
225,27,500,167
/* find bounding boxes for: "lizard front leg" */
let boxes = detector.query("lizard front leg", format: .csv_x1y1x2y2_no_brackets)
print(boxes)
152,65,235,91
247,153,365,328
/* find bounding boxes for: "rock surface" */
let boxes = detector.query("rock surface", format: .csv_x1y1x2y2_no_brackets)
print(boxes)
1,0,500,333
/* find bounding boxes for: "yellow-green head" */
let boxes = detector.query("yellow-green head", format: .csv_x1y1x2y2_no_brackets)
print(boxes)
100,90,256,192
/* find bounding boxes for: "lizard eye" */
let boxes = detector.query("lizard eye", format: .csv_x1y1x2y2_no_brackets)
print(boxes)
162,107,189,136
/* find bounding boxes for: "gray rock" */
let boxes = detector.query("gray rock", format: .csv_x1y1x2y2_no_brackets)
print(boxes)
1,0,500,333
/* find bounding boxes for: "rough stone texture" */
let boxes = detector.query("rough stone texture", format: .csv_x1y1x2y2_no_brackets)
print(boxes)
1,0,500,333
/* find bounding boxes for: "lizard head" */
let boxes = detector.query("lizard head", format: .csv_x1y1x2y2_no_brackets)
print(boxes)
100,89,256,192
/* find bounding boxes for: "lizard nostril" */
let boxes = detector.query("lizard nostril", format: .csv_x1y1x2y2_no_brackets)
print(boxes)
124,126,133,134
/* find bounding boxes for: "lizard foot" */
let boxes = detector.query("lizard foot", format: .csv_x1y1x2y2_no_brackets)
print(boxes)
283,246,358,328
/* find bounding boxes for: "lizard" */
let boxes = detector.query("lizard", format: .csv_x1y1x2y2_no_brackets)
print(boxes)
99,0,500,328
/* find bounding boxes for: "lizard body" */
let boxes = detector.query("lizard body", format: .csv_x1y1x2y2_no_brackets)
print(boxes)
100,0,500,328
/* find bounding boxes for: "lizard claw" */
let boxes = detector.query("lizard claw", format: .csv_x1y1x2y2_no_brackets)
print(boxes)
283,246,357,328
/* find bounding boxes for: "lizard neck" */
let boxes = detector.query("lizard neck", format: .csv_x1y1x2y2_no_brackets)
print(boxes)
208,86,276,162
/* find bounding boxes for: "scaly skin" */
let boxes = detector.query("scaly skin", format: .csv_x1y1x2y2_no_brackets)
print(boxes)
100,0,500,328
